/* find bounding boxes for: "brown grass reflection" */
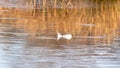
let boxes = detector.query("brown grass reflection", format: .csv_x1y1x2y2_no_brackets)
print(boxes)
0,0,120,44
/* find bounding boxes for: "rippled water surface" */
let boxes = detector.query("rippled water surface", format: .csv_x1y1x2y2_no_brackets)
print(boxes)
0,22,120,68
0,0,120,68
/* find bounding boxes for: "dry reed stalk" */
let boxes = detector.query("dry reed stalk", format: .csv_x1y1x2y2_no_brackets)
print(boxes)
54,0,57,16
42,0,46,21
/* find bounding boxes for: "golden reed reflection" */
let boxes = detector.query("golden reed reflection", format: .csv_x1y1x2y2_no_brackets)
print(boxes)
0,0,120,44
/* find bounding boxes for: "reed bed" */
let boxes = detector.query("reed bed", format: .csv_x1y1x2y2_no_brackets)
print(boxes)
1,0,120,44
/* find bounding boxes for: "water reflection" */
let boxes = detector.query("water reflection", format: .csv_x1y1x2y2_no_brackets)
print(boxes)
0,0,120,68
0,23,120,68
0,19,120,68
0,40,120,68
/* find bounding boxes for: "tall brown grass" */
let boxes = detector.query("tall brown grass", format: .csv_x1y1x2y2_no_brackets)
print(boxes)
1,0,120,44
